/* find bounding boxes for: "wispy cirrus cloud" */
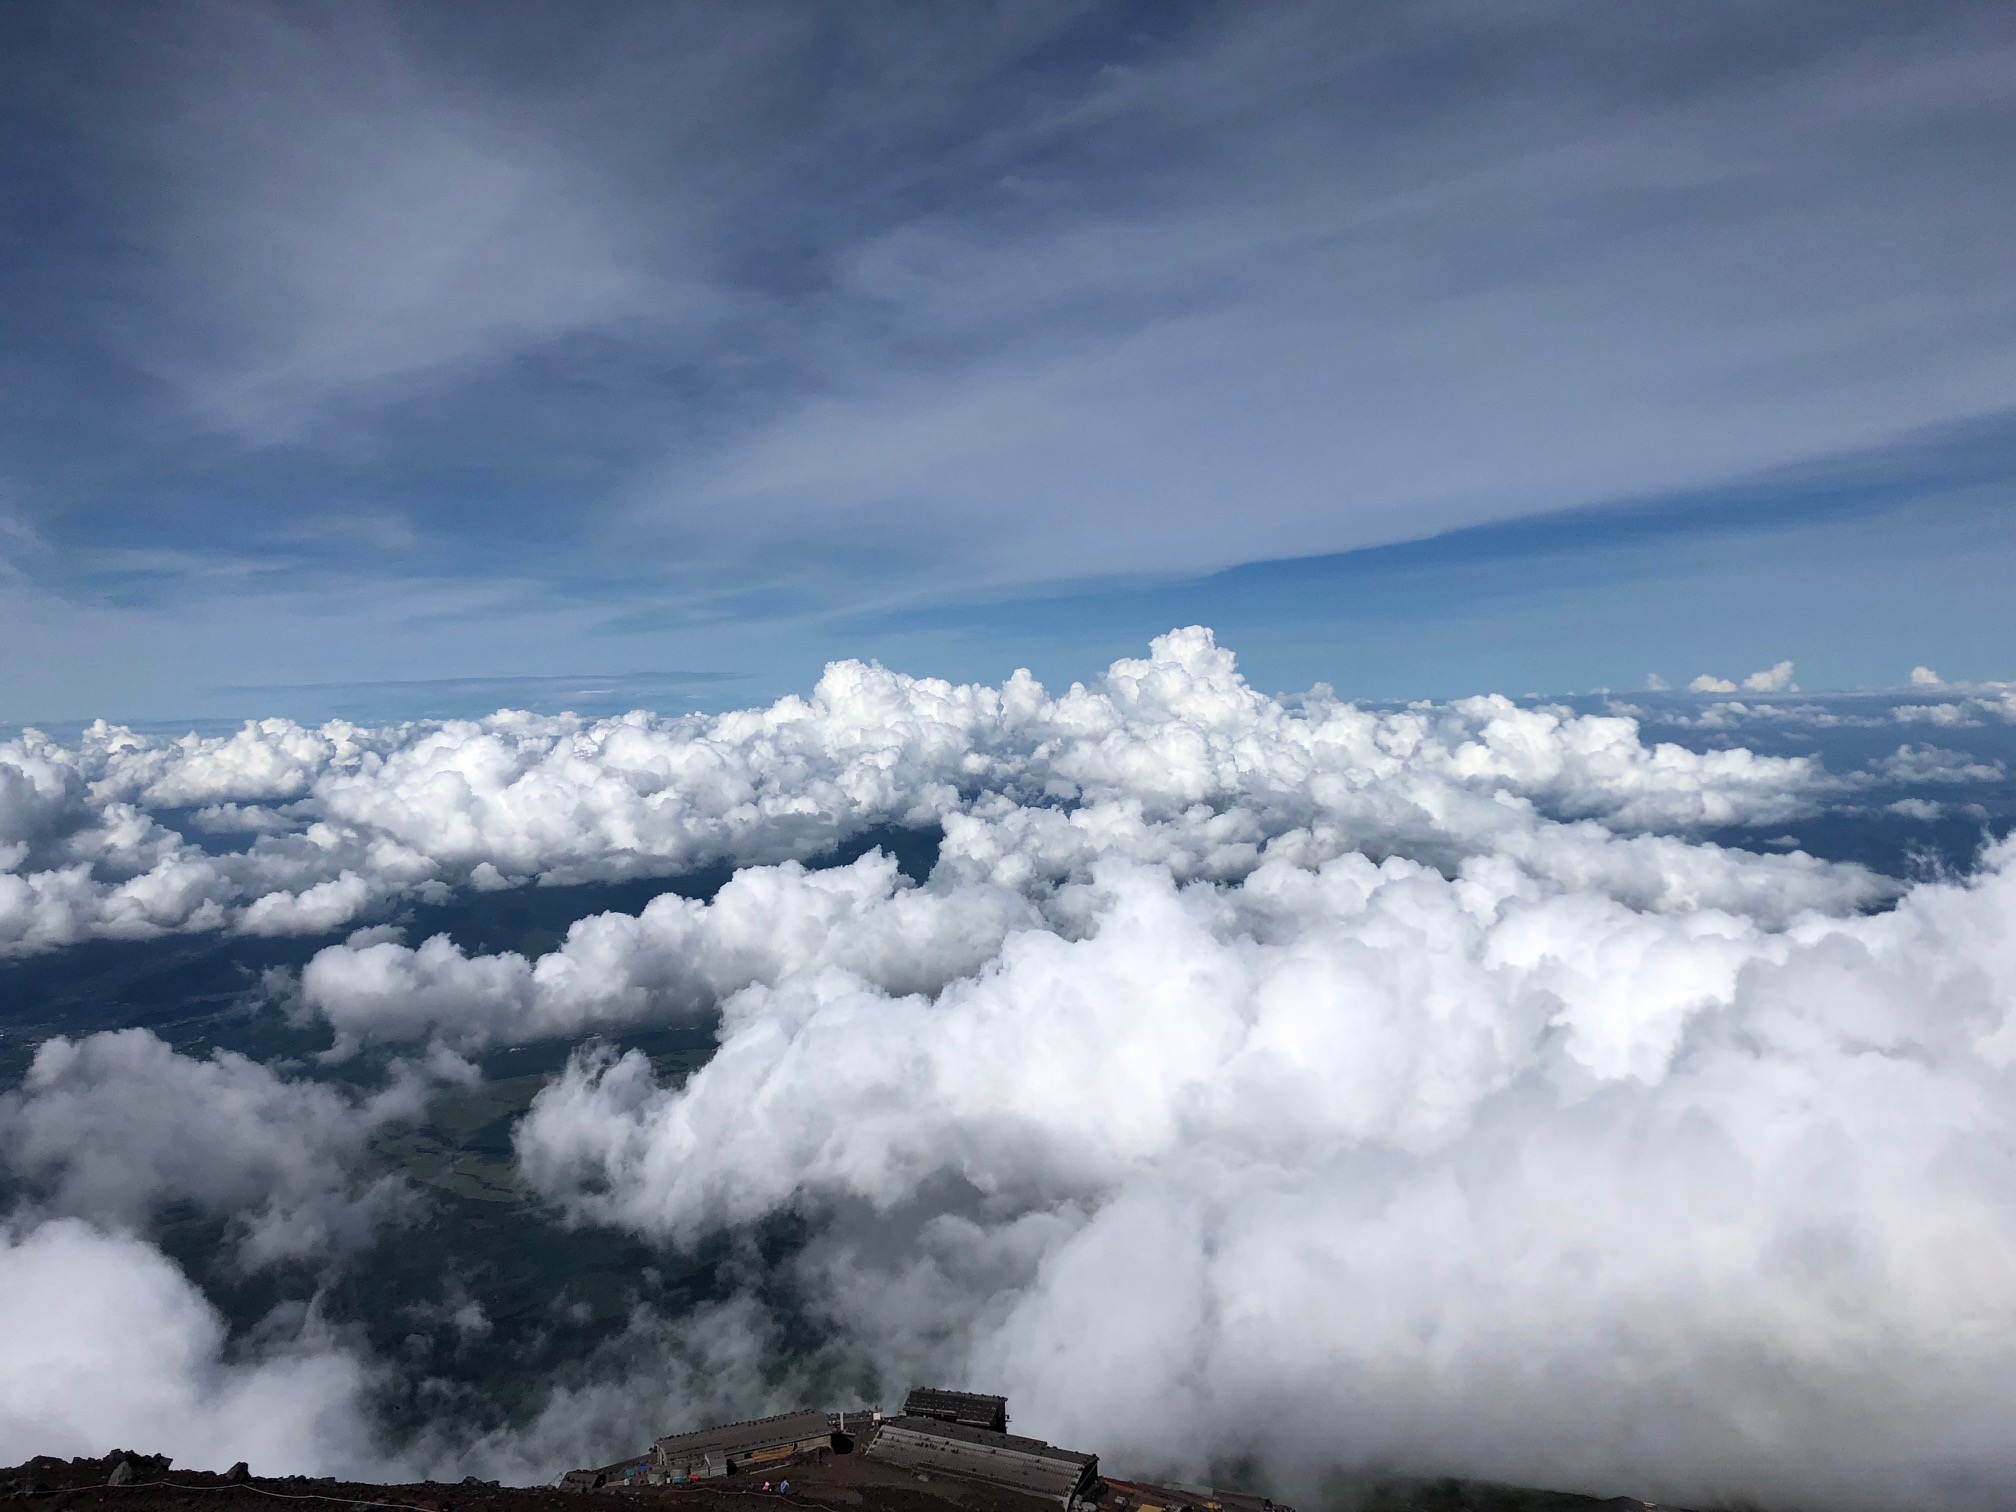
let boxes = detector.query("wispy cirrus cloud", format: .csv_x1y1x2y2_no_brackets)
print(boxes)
3,2,2012,614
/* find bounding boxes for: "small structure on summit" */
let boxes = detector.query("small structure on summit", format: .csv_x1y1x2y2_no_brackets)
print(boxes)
901,1388,1010,1434
562,1388,1286,1512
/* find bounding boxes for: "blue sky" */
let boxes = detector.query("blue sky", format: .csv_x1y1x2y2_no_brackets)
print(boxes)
0,0,2011,723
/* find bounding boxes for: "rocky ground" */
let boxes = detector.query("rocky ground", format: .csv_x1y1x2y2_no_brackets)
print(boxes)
1,1452,1682,1512
2,1450,1082,1512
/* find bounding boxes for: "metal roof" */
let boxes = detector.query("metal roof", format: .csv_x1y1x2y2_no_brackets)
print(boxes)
867,1415,1097,1506
1210,1490,1288,1512
902,1388,1010,1432
1103,1479,1290,1512
653,1409,834,1462
878,1416,1094,1466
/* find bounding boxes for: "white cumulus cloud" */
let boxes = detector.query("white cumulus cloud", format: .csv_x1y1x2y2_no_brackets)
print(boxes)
1742,660,1798,693
7,627,2012,1505
0,1220,384,1474
1690,661,1797,696
0,1030,425,1268
509,831,2016,1510
299,851,1037,1056
2,630,1845,959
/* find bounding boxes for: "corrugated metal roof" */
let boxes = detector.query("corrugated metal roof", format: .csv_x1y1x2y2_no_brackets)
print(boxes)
653,1409,834,1462
1104,1477,1290,1512
867,1415,1097,1506
878,1416,1094,1466
1210,1490,1287,1512
902,1388,1010,1432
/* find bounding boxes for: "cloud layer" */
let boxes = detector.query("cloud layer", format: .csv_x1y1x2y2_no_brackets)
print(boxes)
5,629,1894,960
5,629,2016,1505
512,834,2016,1510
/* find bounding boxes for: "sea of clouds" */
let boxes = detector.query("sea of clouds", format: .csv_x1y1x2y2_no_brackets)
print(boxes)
5,629,2016,1508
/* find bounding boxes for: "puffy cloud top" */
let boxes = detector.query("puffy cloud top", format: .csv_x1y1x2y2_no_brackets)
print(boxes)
0,1029,424,1267
0,1220,382,1474
508,835,2016,1510
2,630,1853,958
